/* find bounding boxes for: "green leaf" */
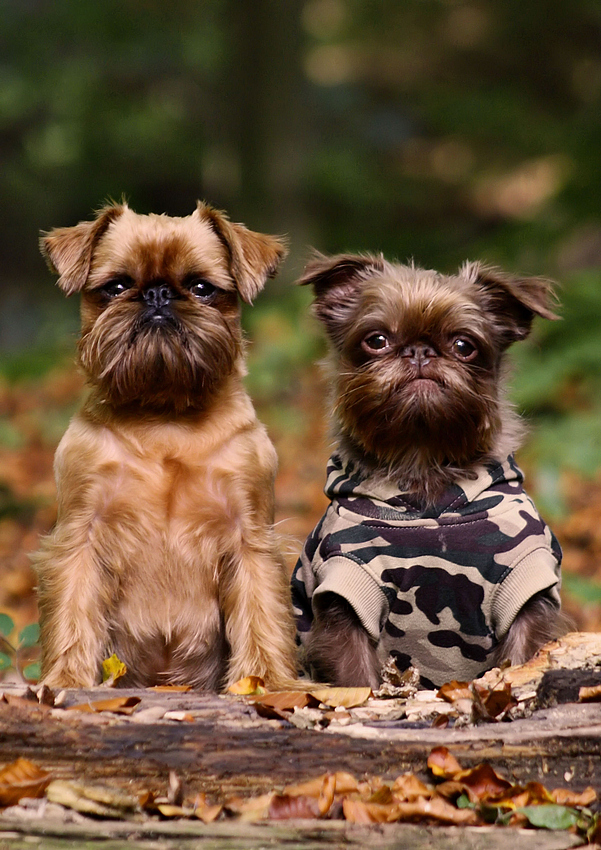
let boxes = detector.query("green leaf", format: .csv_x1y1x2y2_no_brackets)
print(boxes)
517,804,581,831
0,614,14,638
18,623,40,648
23,662,41,682
0,652,12,671
456,794,473,809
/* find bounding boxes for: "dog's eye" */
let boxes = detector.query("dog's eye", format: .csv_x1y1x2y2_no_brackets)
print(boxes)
188,279,217,300
100,277,134,298
362,333,390,354
452,337,478,360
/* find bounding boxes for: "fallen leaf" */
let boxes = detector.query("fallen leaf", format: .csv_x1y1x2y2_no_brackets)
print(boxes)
163,711,194,722
149,684,192,693
452,763,513,803
552,786,597,807
437,681,472,703
252,691,321,712
392,773,433,802
227,676,266,696
517,804,581,831
427,746,463,778
0,758,51,806
224,792,276,822
46,780,138,817
309,687,372,708
579,683,601,702
192,793,223,823
268,793,321,819
67,695,141,715
283,771,358,798
101,653,127,686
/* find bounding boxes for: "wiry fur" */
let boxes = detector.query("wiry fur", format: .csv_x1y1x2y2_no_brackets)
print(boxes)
33,202,297,690
299,253,566,684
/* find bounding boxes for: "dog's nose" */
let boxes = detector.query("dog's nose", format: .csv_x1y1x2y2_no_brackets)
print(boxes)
400,343,438,366
143,282,177,309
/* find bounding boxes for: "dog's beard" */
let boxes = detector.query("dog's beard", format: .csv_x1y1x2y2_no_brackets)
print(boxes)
334,356,504,500
79,301,242,412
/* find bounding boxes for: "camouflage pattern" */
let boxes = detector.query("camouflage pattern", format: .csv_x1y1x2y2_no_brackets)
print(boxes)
292,454,562,687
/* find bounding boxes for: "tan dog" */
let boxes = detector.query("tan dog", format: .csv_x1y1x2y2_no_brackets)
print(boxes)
33,202,298,690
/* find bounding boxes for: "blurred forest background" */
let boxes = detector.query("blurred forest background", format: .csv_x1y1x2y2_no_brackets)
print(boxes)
1,0,601,673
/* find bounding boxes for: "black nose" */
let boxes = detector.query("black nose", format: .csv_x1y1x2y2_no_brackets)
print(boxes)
143,282,176,309
400,343,438,366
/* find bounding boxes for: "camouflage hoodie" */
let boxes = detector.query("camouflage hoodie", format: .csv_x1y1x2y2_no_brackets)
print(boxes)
292,454,561,687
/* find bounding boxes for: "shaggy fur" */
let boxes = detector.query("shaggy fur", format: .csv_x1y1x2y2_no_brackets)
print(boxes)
33,202,298,690
299,253,568,684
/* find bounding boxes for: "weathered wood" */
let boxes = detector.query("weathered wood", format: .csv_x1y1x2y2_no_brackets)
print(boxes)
0,817,584,850
0,686,599,801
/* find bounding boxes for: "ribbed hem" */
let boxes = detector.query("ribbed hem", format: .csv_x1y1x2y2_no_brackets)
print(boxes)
492,548,561,638
313,556,387,641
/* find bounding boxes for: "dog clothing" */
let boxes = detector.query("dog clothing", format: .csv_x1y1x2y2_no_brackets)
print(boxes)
292,454,561,687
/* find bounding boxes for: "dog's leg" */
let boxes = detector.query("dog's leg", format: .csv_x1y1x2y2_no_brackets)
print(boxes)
220,528,298,690
491,592,572,667
33,521,114,688
306,593,381,688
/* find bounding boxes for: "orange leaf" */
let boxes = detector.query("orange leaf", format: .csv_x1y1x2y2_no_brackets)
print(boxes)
579,684,601,702
0,758,51,806
552,786,597,806
437,681,472,703
252,691,320,712
149,685,192,693
268,793,321,820
452,763,513,802
392,773,433,802
192,793,223,823
67,696,141,715
427,746,463,778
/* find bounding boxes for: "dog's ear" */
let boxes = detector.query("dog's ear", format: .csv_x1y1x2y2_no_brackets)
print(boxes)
298,253,385,347
41,205,126,296
464,262,560,344
197,202,287,304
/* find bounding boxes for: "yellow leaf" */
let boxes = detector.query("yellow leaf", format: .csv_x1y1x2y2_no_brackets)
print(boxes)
227,676,266,696
309,687,372,708
102,653,127,684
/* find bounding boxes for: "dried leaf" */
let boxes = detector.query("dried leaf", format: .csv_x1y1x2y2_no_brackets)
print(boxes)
225,792,275,822
427,746,463,778
268,793,321,819
101,653,127,686
163,711,194,722
67,695,141,715
227,676,266,696
156,803,192,818
452,763,513,802
284,771,358,798
192,793,223,823
309,687,372,708
252,691,320,712
0,758,51,806
437,681,472,703
149,685,191,693
579,684,601,702
46,780,138,817
552,786,597,807
392,773,433,802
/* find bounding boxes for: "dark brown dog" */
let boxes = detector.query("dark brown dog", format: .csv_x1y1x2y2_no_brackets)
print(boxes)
33,202,298,690
292,255,568,688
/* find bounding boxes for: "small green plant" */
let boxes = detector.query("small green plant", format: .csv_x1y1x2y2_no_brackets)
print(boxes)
0,614,41,682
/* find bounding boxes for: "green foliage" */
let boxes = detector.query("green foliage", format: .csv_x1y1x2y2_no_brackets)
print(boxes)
0,614,41,683
510,270,601,478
